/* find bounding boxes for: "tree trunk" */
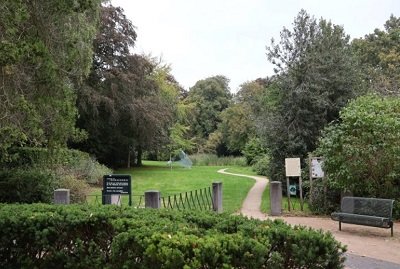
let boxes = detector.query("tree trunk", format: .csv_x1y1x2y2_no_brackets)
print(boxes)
136,146,142,167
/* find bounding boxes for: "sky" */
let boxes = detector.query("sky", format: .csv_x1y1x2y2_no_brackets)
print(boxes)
112,0,399,92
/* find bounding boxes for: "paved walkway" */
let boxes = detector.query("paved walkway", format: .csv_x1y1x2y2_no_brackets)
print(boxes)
217,168,268,219
217,169,400,268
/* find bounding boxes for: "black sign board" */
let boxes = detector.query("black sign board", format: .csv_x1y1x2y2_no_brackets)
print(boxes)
103,174,132,205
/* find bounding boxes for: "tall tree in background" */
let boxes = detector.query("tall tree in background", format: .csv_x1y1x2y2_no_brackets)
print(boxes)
0,0,100,160
261,10,361,180
186,76,232,153
76,2,175,167
352,15,400,96
217,80,266,155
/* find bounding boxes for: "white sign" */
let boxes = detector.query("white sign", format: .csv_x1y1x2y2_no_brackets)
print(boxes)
311,158,324,178
285,158,301,177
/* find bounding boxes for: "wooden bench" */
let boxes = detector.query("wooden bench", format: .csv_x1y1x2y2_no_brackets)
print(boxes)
331,197,395,236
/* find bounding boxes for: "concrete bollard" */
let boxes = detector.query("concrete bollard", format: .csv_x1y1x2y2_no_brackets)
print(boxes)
212,182,223,213
54,189,70,204
145,190,161,208
270,181,282,216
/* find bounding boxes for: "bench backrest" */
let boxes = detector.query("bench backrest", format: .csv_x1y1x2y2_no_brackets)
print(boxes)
341,197,394,219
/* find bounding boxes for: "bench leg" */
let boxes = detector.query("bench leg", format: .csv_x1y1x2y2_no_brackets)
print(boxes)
391,225,393,237
339,221,341,231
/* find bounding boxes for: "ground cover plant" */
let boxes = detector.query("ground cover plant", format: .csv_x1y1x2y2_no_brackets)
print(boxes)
90,161,254,213
0,204,346,269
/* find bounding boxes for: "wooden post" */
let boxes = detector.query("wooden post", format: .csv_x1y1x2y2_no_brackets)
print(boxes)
286,177,291,211
309,156,313,203
299,176,304,211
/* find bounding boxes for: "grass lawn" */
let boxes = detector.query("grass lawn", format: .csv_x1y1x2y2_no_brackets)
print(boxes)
91,161,255,213
261,185,310,214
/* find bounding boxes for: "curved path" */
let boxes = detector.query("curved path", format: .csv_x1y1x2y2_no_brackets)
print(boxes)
217,168,268,219
218,168,400,268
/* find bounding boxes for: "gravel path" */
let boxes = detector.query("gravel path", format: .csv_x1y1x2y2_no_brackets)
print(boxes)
218,168,400,268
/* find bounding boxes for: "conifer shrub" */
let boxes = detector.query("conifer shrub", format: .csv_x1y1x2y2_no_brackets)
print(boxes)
0,204,346,269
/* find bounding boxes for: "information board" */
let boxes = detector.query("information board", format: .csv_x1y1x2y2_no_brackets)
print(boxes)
285,158,301,177
311,158,324,178
103,174,131,195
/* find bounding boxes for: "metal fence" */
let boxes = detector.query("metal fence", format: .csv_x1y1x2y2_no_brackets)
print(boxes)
85,186,215,211
161,187,214,210
85,194,145,208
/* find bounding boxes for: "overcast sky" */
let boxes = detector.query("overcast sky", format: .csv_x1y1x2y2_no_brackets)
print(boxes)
112,0,399,92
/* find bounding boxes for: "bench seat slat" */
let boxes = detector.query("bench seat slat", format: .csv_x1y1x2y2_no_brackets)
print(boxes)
331,197,395,236
331,212,392,228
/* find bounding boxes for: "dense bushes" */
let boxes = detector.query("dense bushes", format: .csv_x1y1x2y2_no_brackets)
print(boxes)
0,204,346,269
0,147,111,204
0,170,56,203
315,95,400,216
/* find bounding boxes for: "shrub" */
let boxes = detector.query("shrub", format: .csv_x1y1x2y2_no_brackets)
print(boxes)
58,176,90,204
190,153,246,166
307,180,341,215
2,147,112,184
242,137,267,165
315,95,400,216
0,169,56,203
0,204,346,269
252,155,270,176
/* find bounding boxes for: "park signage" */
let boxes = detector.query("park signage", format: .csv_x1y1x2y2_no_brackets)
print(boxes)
102,174,132,206
103,174,131,194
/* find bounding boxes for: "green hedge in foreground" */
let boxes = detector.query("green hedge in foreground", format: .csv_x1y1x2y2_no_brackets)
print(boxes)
0,204,346,269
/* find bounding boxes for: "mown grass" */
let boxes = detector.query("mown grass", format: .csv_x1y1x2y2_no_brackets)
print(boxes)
261,185,310,214
91,161,254,213
90,160,310,215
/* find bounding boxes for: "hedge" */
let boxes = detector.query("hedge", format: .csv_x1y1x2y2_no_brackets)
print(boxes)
0,170,56,203
0,204,346,269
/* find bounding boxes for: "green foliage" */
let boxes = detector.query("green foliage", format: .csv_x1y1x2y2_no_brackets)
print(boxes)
186,76,232,144
352,15,400,96
0,0,101,158
307,180,341,215
76,5,177,167
0,204,346,269
242,137,267,165
58,176,90,204
315,95,400,215
260,10,361,181
190,154,246,167
0,169,56,203
252,155,270,176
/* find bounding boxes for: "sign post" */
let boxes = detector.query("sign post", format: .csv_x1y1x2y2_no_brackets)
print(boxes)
285,158,303,211
309,157,324,204
103,174,132,206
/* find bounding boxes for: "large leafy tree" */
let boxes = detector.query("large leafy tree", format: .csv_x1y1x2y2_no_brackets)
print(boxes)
260,10,361,180
217,80,266,154
0,0,100,160
186,75,232,152
76,3,174,167
352,15,400,96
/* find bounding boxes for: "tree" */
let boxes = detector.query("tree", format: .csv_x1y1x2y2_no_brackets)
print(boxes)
352,15,400,96
315,95,400,200
219,104,253,154
76,3,176,167
186,76,232,139
0,0,100,160
185,76,232,153
260,10,361,180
